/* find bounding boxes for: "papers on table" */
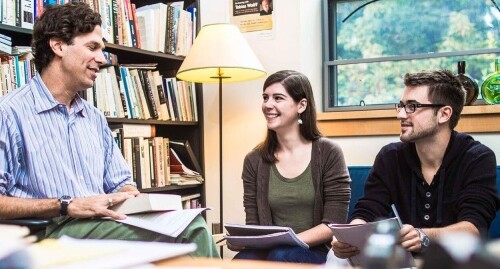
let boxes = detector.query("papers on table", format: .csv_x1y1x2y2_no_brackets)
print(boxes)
117,208,209,237
29,236,196,269
0,225,32,268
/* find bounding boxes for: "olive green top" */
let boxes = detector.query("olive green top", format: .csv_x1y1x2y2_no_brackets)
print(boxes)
268,163,314,233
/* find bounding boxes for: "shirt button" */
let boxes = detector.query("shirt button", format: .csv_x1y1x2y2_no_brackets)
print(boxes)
426,192,431,198
79,176,84,181
425,203,430,209
424,215,430,220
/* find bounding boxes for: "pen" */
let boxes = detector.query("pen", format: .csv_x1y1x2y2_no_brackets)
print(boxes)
216,238,226,244
391,204,404,228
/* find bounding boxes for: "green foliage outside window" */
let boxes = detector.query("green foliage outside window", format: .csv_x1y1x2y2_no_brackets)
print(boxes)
325,0,500,110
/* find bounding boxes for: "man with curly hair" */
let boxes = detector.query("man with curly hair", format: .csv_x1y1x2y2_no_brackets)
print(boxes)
0,2,218,258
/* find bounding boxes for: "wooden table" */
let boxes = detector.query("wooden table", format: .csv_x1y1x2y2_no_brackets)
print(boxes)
155,256,320,269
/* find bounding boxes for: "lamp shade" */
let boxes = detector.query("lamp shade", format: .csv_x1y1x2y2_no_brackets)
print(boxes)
176,23,266,83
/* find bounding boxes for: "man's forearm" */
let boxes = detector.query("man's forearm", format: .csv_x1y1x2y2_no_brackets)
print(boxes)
0,196,60,219
424,221,479,240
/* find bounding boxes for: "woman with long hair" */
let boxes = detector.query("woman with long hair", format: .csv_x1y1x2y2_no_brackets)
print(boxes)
232,70,351,264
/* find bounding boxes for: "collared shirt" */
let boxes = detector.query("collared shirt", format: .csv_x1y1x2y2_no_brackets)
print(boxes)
0,73,132,198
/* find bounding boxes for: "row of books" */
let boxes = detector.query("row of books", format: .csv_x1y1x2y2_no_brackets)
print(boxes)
111,123,204,189
135,2,196,56
0,52,36,96
1,0,195,57
0,33,12,55
181,193,201,209
1,0,36,29
88,65,198,122
87,0,196,56
0,53,198,123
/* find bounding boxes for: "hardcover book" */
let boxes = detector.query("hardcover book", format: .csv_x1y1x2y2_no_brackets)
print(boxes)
223,223,309,249
169,140,202,174
110,193,182,215
109,123,156,138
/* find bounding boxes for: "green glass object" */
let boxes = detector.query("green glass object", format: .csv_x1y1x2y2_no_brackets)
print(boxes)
481,58,500,104
456,61,479,105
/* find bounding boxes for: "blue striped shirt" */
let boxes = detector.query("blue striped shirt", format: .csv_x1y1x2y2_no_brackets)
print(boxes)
0,73,132,198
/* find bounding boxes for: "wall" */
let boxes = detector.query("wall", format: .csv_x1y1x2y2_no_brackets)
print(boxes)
199,0,500,258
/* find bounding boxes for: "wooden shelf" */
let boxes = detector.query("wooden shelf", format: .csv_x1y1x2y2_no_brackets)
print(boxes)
317,105,500,137
106,117,198,126
140,184,202,193
0,23,32,34
104,42,184,61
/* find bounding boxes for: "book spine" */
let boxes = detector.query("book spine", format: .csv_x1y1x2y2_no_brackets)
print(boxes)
15,0,21,26
162,77,176,121
21,0,34,29
163,137,171,185
140,69,158,119
167,78,179,121
131,137,143,189
124,0,137,48
111,0,119,44
118,66,135,118
111,124,155,138
131,3,141,49
125,68,142,119
129,69,148,119
153,137,164,187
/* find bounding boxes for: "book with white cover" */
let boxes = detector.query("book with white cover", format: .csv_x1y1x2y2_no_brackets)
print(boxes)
109,123,156,138
110,193,182,215
223,223,309,249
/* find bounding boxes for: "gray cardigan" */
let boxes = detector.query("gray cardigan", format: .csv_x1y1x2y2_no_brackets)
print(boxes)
242,137,351,227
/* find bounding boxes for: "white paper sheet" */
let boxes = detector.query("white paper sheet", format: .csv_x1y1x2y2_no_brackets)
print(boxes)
117,208,208,237
29,236,196,269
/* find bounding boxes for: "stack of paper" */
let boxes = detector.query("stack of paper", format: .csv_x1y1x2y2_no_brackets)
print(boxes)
223,223,309,249
328,218,415,267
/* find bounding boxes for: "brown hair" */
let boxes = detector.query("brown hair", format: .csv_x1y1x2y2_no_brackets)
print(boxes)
32,2,101,73
404,70,465,129
257,70,322,163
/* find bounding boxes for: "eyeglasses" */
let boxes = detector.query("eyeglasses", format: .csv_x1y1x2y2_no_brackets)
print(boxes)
395,103,446,114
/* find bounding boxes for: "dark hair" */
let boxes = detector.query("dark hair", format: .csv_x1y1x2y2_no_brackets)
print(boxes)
257,70,322,163
403,70,465,129
32,2,101,73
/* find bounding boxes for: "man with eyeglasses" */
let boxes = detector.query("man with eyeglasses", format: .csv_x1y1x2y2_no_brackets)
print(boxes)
331,70,499,259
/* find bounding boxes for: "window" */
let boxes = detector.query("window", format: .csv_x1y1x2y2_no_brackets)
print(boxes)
323,0,500,111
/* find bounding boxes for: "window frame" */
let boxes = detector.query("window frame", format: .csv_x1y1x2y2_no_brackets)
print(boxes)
322,0,500,112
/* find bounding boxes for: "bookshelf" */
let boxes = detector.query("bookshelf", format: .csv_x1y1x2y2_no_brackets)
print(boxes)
0,0,205,208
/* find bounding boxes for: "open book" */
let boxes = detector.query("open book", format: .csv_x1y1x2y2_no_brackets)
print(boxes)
110,193,182,215
328,217,415,268
223,224,309,249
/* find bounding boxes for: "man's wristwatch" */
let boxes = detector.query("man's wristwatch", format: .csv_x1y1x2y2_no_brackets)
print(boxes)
416,228,430,251
59,195,73,216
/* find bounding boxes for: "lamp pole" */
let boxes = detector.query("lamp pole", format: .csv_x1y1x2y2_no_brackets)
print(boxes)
212,68,230,233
